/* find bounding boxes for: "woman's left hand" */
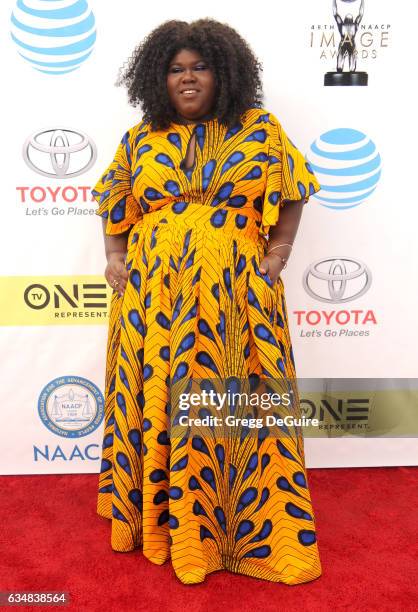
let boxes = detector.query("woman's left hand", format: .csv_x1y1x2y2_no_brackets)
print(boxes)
259,253,285,284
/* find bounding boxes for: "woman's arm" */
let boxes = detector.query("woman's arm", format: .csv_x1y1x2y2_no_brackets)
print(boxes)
102,218,130,296
102,218,129,260
259,199,305,282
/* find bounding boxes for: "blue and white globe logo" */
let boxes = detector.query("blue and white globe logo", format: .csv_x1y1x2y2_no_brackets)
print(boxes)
10,0,96,75
307,128,382,210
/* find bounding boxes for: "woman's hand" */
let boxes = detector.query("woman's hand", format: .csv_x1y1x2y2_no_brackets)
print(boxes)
105,252,128,296
259,253,285,284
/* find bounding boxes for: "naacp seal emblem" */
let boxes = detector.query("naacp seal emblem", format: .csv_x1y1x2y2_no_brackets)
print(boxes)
38,376,104,438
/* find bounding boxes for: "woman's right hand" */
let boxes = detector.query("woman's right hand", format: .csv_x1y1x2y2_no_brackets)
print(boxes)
104,252,128,296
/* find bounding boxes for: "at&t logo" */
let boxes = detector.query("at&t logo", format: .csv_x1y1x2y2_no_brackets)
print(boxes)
10,0,96,75
307,128,381,209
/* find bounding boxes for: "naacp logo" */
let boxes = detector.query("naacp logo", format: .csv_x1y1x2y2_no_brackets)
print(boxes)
10,0,96,75
303,257,372,303
307,128,381,209
38,376,104,438
23,128,97,178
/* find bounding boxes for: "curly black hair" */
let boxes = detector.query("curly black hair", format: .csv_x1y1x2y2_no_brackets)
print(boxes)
116,18,264,131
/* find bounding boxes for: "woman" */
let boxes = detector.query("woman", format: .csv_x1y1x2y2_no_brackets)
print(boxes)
92,18,322,585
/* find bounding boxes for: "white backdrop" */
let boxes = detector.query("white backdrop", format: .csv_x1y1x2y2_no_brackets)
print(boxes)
1,0,417,474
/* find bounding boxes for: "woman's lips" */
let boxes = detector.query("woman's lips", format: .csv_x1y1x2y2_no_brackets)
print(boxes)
180,89,199,97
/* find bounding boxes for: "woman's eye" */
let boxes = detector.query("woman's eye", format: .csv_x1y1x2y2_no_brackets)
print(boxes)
168,64,208,74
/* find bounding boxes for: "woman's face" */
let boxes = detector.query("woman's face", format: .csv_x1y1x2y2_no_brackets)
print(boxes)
167,48,216,123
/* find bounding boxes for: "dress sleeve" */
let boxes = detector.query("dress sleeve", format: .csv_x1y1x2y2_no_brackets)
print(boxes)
261,112,321,236
91,129,142,235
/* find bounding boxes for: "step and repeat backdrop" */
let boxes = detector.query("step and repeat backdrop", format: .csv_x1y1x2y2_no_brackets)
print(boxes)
1,0,417,474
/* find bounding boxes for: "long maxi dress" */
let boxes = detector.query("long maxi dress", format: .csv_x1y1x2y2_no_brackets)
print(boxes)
91,107,322,585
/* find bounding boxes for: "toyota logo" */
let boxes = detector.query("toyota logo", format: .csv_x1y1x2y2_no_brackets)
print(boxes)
303,257,372,303
23,128,97,178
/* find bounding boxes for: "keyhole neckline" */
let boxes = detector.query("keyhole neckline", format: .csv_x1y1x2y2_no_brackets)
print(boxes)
180,130,198,172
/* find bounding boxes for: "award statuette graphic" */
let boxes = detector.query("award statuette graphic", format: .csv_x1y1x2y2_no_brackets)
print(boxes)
324,0,368,86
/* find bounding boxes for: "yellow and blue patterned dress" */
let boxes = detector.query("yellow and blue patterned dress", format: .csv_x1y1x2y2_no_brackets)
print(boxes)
92,107,322,585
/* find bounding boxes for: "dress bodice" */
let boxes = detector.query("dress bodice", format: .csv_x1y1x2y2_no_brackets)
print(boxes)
92,107,320,237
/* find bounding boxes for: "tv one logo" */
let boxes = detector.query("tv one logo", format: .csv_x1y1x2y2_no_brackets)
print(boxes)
301,396,370,426
24,282,108,311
